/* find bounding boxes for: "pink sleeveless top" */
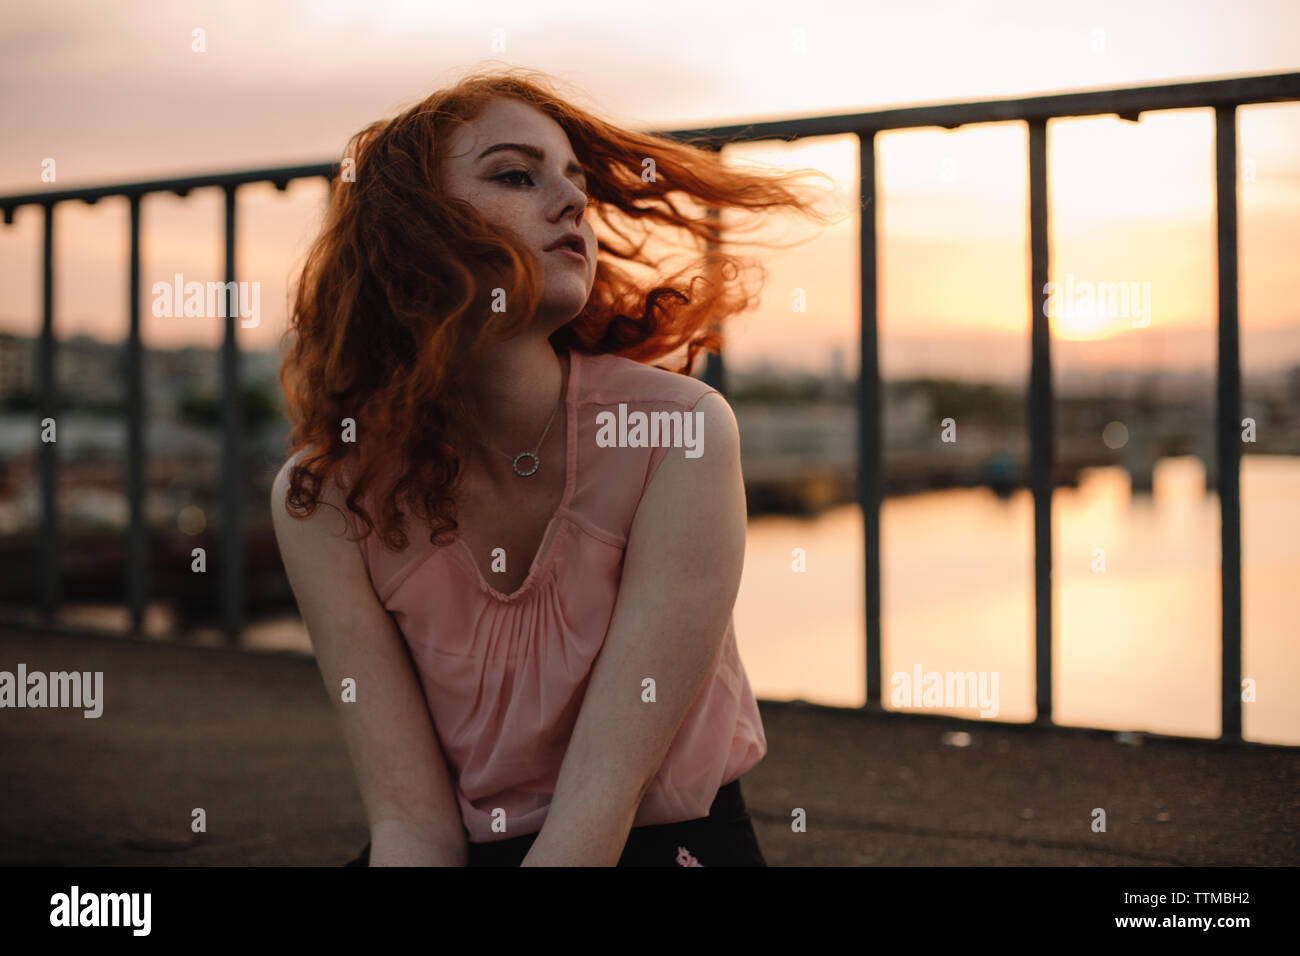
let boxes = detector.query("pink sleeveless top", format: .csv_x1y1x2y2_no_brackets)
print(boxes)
343,348,767,844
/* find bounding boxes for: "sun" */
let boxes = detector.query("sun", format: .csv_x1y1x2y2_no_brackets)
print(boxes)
1045,275,1154,341
1051,302,1118,341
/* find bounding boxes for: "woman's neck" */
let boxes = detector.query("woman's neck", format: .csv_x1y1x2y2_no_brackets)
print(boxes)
463,336,568,460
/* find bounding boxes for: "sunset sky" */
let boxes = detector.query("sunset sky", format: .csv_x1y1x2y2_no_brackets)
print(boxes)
1,0,1297,380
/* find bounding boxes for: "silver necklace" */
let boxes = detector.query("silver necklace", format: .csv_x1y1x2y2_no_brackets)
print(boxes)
476,369,564,478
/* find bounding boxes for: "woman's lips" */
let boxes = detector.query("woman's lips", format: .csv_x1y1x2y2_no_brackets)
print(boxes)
550,247,586,264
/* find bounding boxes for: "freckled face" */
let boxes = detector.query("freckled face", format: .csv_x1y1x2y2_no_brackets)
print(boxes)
441,97,597,329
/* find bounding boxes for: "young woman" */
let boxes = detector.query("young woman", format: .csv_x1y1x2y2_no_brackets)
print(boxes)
271,67,833,866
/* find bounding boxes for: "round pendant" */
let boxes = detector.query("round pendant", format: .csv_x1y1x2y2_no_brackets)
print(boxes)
512,451,540,477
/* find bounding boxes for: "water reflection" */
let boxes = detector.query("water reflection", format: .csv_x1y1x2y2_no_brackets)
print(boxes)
734,455,1300,745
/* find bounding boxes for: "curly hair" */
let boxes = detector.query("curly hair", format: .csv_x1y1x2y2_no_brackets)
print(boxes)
277,65,838,553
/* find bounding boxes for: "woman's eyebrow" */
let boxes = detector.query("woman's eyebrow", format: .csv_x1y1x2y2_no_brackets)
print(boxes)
476,142,587,185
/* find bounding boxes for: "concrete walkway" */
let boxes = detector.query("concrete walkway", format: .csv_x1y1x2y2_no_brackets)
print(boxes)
1,624,1295,866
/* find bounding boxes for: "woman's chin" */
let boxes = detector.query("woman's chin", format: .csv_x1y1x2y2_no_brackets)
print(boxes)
536,293,592,325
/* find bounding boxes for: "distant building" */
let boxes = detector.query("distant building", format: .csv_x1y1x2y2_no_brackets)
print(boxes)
0,331,280,414
825,345,847,400
0,332,32,395
58,334,121,406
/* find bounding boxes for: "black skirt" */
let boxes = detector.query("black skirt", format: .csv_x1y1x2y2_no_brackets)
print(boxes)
344,776,765,867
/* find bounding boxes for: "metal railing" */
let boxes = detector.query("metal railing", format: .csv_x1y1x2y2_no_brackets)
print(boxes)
4,71,1298,742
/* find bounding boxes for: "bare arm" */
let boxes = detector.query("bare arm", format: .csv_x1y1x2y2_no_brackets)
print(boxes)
270,454,467,866
521,392,747,866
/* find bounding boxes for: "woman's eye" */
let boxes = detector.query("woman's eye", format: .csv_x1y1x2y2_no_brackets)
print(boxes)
495,169,533,186
494,169,590,199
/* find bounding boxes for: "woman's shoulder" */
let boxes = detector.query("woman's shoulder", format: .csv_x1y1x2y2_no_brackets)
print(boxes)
576,350,718,409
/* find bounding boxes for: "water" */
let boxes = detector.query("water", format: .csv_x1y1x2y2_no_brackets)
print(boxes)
733,455,1299,745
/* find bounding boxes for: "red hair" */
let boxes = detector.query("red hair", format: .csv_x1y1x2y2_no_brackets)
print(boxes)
277,66,836,552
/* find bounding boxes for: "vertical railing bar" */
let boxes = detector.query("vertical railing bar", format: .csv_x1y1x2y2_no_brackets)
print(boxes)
126,194,146,634
1215,105,1243,742
1028,118,1054,725
221,185,243,645
857,130,882,710
702,204,725,393
702,144,725,393
38,203,59,617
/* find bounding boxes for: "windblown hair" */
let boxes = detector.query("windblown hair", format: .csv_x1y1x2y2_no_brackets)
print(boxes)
278,65,838,552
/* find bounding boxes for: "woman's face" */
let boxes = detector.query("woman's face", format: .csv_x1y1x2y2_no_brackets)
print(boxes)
441,97,597,332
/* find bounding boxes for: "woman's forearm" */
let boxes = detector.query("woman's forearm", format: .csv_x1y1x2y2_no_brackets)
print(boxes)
368,818,468,866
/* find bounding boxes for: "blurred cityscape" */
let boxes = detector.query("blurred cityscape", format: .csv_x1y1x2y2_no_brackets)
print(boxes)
730,339,1300,512
1,329,1298,630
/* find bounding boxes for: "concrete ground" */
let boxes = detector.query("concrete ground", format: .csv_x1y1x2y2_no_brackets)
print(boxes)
1,624,1295,866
